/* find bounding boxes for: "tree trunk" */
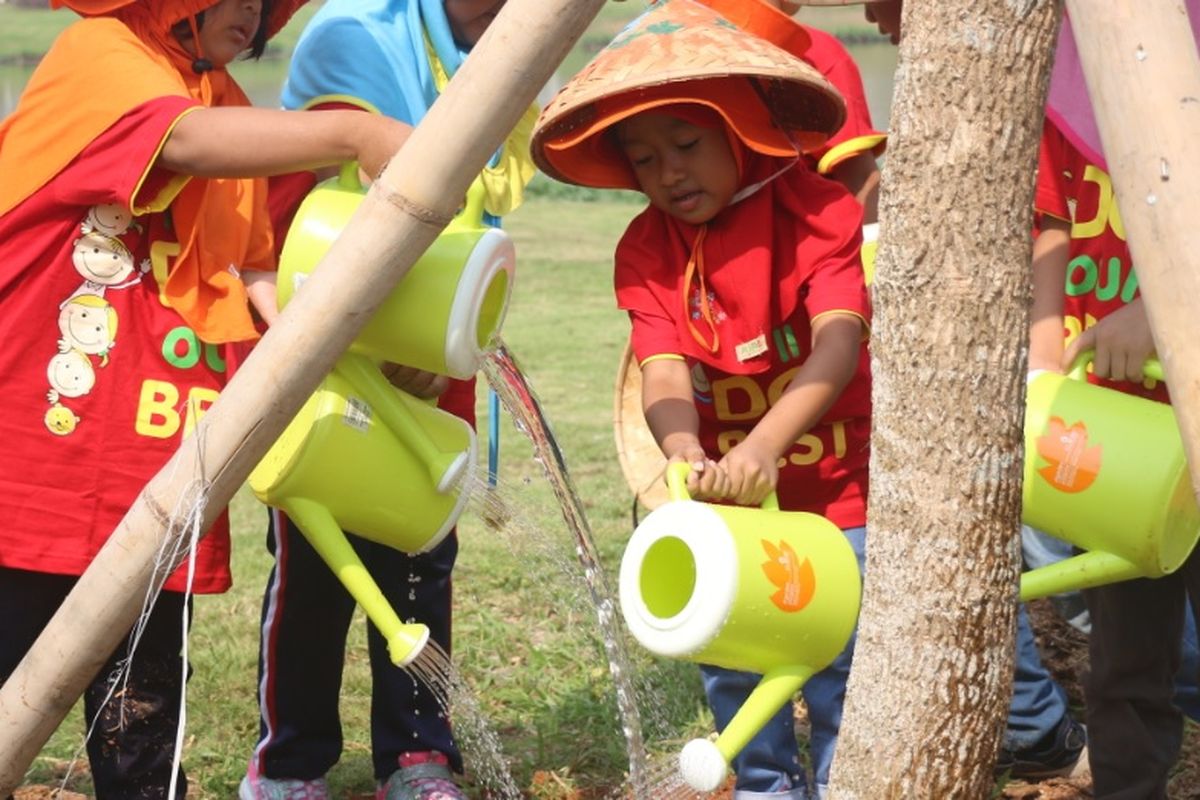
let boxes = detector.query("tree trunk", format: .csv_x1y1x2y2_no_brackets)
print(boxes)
828,1,1061,796
1064,0,1200,498
0,0,606,792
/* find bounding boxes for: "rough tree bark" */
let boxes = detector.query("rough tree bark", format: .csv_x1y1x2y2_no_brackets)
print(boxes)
828,1,1062,796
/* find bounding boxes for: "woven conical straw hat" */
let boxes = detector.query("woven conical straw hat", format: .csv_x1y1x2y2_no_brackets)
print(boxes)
613,338,671,513
532,0,846,188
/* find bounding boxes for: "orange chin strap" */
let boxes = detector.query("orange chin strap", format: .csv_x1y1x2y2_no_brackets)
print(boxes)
683,226,720,354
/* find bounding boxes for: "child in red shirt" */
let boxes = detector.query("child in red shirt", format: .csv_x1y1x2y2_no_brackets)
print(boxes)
1031,114,1199,798
532,2,868,796
0,1,411,795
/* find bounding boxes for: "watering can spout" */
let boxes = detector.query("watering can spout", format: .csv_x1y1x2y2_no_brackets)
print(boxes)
1020,549,1142,602
679,665,815,792
284,497,432,665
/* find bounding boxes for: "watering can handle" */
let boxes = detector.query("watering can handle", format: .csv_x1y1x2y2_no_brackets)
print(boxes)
665,460,781,510
339,161,486,231
1067,351,1165,383
338,162,364,192
335,163,484,232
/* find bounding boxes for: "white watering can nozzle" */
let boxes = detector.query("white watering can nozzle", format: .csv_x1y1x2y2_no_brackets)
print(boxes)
679,738,728,792
435,451,470,494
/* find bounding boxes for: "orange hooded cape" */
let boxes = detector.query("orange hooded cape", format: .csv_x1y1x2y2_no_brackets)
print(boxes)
0,0,305,343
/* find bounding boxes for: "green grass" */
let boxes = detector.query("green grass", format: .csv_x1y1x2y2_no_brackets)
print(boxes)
19,194,719,800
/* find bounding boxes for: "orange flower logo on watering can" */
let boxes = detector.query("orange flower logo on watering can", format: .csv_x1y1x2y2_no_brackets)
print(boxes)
761,539,816,612
1036,416,1103,493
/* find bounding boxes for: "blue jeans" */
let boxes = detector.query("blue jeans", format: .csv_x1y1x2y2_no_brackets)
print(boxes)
700,526,867,800
1005,604,1069,752
1022,525,1200,722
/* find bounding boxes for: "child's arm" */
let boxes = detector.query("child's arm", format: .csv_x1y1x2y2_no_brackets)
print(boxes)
1029,216,1070,373
720,312,863,506
243,269,279,328
828,152,880,225
641,358,730,499
159,108,410,182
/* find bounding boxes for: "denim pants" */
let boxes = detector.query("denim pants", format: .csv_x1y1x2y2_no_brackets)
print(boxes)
1023,524,1200,721
700,526,867,800
1005,604,1070,752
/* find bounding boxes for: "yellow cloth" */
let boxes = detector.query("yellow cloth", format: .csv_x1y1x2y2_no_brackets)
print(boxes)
424,33,538,217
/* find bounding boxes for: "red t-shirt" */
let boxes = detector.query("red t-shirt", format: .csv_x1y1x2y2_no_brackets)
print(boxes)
0,98,268,593
1035,122,1168,403
801,25,887,175
618,170,871,528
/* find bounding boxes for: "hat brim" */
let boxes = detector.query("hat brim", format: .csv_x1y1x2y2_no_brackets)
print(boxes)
532,0,845,189
537,78,825,189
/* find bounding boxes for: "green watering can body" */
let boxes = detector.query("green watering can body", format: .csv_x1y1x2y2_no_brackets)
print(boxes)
277,166,514,379
249,166,511,665
1020,356,1200,601
618,463,861,791
250,357,476,665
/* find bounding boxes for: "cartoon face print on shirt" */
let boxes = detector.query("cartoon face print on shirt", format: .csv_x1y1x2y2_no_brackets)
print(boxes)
45,403,81,436
58,294,118,364
47,349,96,401
82,203,137,238
72,230,136,287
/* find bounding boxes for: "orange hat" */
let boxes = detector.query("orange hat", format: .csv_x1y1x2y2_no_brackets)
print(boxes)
50,0,307,40
531,0,845,190
693,0,812,57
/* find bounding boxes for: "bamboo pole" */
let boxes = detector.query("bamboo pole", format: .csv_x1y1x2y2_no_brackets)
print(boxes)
1064,0,1200,495
0,0,606,791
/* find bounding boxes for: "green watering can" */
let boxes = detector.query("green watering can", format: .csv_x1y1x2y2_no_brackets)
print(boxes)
618,462,861,792
1019,355,1200,601
251,168,514,665
277,165,514,379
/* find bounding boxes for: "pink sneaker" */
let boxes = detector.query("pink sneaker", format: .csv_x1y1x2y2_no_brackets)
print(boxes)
376,752,465,800
239,761,331,800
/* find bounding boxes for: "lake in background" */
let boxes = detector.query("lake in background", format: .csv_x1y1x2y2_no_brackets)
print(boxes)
1,40,898,131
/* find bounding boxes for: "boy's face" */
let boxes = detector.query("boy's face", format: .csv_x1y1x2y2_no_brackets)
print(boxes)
864,0,903,45
617,112,740,226
445,0,507,46
184,0,263,66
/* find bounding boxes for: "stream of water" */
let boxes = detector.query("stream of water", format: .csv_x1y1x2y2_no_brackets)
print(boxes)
481,341,652,797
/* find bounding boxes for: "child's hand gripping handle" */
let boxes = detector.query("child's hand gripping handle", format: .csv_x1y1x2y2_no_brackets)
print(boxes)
665,460,780,509
1067,351,1165,383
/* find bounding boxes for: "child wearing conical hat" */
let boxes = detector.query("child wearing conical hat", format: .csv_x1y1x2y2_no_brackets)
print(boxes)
0,1,412,795
533,2,869,796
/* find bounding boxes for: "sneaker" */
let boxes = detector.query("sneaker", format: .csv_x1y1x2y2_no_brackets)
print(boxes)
239,770,332,800
995,716,1089,780
377,752,465,800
